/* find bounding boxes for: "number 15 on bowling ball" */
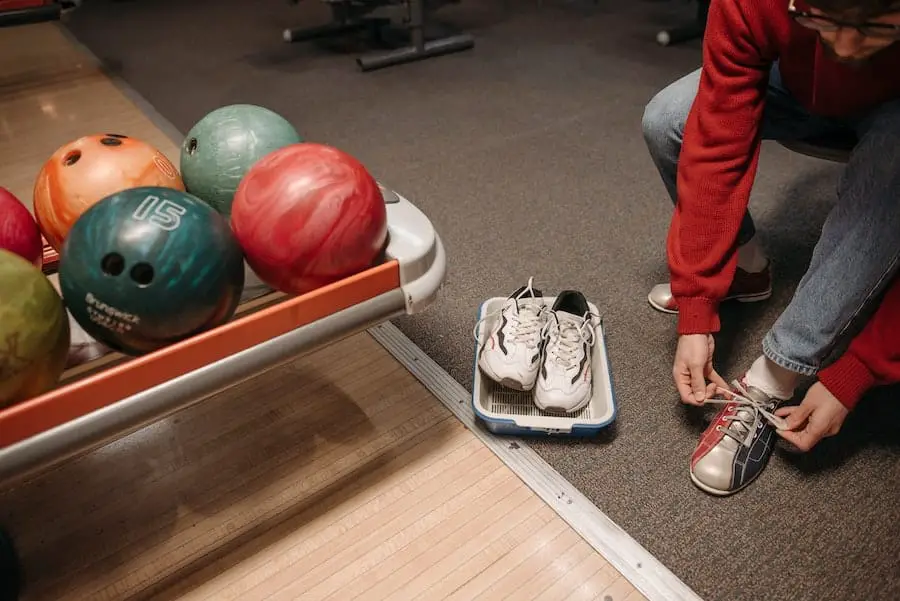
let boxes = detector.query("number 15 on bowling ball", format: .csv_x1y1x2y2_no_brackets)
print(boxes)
59,186,246,356
132,194,187,231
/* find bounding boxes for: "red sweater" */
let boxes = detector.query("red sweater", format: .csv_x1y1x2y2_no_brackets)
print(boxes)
669,0,900,334
818,276,900,409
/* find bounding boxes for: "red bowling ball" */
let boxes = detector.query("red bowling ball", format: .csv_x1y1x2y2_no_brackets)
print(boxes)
0,187,42,268
230,143,388,295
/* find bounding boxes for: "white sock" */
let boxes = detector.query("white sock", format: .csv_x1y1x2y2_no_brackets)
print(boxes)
737,237,768,273
743,355,798,400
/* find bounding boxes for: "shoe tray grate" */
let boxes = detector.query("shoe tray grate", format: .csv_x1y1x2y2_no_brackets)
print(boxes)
486,379,592,419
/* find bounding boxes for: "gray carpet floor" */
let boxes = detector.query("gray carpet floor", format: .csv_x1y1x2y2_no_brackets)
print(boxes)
62,1,900,599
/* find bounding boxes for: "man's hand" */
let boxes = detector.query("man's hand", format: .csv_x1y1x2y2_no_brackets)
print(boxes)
673,334,729,405
774,382,849,452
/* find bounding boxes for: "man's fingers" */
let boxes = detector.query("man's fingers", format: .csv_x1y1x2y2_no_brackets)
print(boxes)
678,379,702,405
774,406,795,418
783,403,814,430
778,412,829,451
676,382,694,404
674,367,699,405
777,428,814,452
803,416,829,442
690,365,708,403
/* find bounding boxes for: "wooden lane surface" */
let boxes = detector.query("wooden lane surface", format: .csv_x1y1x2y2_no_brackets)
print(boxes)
0,22,646,601
0,22,179,206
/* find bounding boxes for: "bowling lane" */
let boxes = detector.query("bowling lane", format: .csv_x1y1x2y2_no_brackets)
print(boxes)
0,20,647,601
0,23,178,209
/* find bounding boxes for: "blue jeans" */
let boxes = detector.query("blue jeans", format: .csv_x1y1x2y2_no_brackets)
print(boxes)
641,65,900,375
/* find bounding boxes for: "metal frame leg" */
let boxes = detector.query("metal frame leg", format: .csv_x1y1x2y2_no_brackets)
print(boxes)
355,0,474,71
655,0,709,46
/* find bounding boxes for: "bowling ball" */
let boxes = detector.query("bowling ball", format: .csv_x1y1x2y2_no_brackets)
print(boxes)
0,249,70,408
58,186,245,356
0,187,42,268
180,104,302,216
230,143,388,295
33,134,185,251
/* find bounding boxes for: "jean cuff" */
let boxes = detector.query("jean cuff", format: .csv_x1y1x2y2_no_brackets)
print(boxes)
762,336,818,377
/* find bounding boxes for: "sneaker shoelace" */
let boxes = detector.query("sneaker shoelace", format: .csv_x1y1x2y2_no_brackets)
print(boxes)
472,277,546,349
541,311,595,370
703,382,787,446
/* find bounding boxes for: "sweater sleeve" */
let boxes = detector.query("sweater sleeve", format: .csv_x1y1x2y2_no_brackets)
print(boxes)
668,0,774,335
818,277,900,410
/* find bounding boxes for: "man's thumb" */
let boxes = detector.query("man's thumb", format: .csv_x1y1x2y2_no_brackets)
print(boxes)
691,367,707,402
785,403,813,430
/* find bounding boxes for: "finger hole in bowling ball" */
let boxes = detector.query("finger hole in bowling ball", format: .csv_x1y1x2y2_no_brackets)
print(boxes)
101,252,125,276
100,136,124,147
186,138,198,155
130,262,155,286
105,133,128,139
63,150,81,166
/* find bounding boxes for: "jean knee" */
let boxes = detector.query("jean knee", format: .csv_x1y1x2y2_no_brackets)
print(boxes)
641,91,679,154
641,70,700,159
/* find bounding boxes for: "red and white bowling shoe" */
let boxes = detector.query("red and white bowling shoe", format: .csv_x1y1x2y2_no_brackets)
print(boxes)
689,379,787,496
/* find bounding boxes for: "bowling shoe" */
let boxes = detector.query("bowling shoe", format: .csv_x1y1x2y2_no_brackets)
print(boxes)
532,291,595,414
476,278,548,391
690,379,785,496
648,263,773,314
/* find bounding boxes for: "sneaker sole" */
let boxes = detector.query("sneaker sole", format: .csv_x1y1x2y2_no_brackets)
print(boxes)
533,391,591,415
647,289,773,315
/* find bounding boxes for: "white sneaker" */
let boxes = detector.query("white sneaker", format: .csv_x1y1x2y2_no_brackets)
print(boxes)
475,277,547,391
533,291,595,413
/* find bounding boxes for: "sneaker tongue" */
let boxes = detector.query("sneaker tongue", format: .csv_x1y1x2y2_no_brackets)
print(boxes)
727,385,776,435
739,385,777,410
555,310,585,326
516,297,544,312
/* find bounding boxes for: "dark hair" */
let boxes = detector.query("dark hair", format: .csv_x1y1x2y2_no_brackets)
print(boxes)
805,0,900,18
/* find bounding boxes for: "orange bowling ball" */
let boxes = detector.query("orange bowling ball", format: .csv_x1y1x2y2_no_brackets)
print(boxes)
33,134,185,250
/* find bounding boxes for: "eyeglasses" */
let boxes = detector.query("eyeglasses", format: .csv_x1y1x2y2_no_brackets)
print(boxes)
788,0,900,39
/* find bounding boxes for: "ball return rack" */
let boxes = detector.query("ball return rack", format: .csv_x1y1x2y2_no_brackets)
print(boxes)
0,186,446,601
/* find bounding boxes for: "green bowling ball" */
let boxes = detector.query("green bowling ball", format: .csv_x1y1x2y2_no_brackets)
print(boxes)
180,104,302,216
58,186,245,356
0,249,70,408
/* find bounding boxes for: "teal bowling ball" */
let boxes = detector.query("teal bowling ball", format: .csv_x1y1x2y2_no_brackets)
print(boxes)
180,104,302,216
58,186,246,356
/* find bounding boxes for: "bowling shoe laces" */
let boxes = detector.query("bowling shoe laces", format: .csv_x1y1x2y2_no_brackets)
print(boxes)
689,379,786,496
474,277,548,391
533,291,596,414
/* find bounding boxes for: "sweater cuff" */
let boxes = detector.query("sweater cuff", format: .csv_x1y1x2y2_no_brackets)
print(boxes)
676,297,721,335
818,353,877,411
